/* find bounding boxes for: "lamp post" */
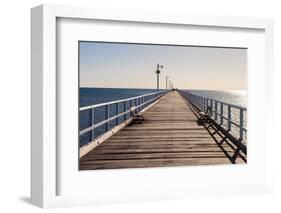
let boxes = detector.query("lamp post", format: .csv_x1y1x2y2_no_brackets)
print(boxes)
166,75,169,90
156,64,163,92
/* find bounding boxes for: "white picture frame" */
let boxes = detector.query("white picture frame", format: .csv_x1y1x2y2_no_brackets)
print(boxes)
31,4,274,208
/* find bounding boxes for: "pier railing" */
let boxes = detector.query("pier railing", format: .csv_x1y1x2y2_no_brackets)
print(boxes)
79,90,169,147
179,90,247,144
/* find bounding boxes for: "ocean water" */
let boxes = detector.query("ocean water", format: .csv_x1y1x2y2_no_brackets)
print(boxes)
80,88,159,107
79,88,247,146
188,90,247,108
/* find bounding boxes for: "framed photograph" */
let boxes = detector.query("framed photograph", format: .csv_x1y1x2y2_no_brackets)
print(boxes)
78,41,248,169
31,4,274,208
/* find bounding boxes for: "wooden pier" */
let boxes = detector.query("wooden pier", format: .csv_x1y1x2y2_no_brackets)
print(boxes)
80,91,246,170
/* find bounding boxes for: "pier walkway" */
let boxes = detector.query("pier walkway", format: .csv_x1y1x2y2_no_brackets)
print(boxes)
80,91,245,170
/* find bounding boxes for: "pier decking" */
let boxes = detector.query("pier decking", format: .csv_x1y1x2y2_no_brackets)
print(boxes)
80,91,245,170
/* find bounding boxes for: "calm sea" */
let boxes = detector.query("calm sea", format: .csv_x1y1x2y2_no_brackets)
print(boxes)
79,88,247,146
188,90,247,108
80,88,159,107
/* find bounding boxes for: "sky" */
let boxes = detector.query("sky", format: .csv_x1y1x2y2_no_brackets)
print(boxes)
79,42,247,90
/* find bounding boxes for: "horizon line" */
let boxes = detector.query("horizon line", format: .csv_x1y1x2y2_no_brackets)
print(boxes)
80,86,247,91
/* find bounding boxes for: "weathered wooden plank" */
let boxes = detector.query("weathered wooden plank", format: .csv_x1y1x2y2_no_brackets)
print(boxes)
102,140,226,145
107,135,212,139
80,158,233,170
87,149,234,155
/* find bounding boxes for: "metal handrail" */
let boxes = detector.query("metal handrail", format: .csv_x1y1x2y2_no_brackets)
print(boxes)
180,90,247,142
80,90,170,146
182,91,247,111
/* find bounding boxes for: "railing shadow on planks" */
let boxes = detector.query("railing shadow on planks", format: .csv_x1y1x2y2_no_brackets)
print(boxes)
79,90,170,157
178,90,247,163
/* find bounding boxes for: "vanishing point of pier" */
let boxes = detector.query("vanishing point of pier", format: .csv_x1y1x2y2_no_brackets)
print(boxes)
79,90,247,170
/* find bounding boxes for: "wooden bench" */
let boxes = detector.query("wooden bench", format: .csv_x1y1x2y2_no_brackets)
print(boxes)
197,106,212,125
129,106,145,124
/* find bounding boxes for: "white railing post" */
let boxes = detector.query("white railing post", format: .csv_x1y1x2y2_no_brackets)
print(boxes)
123,101,127,121
88,108,94,141
145,96,147,107
228,105,231,130
139,97,141,112
203,98,205,111
220,103,223,124
215,101,218,120
91,108,95,140
130,100,133,116
115,103,119,125
210,100,213,117
239,109,244,140
105,104,109,131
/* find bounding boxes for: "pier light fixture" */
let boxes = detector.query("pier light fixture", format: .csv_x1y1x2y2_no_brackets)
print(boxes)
156,64,164,91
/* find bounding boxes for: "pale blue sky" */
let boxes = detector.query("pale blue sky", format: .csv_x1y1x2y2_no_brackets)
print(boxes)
79,42,247,90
